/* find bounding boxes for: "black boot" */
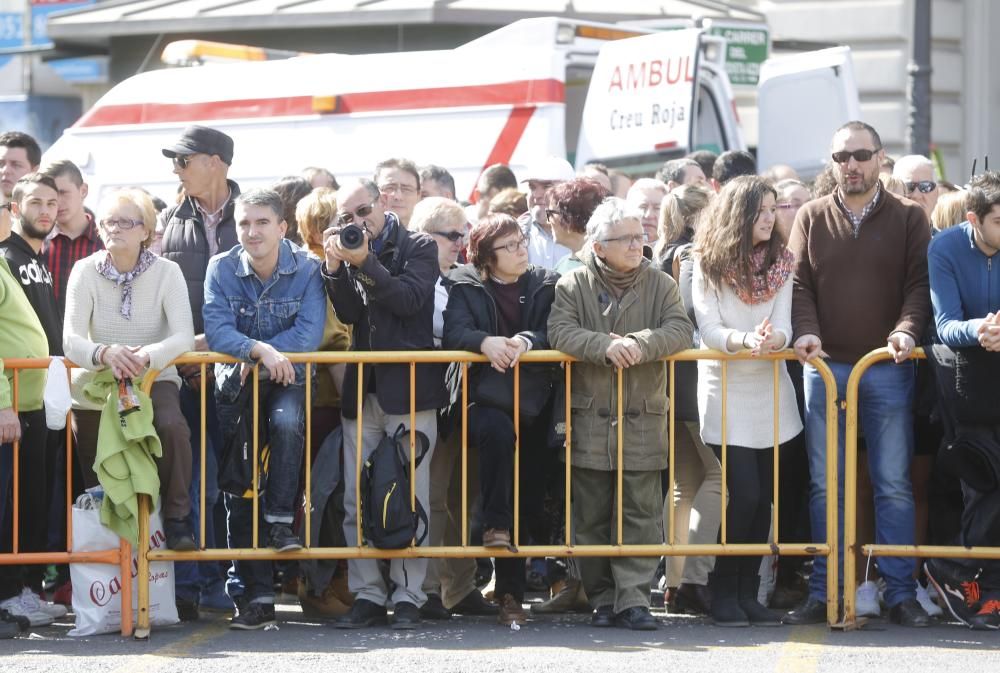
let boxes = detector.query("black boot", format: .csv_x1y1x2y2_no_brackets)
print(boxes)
738,568,782,627
708,571,749,627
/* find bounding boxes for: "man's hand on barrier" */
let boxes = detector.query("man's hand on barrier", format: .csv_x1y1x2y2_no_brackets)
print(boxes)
886,331,915,364
482,336,518,373
0,407,20,444
793,334,827,364
977,313,1000,351
251,343,296,386
101,344,146,379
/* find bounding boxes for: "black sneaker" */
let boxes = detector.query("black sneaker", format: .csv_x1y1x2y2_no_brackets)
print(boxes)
924,559,980,626
591,605,615,627
391,601,421,630
419,594,451,620
164,518,197,552
783,596,827,625
888,598,931,627
268,523,302,552
230,601,276,630
334,598,388,629
451,589,499,616
175,596,199,622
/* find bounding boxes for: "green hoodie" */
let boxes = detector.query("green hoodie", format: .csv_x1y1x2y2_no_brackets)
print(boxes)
0,257,48,412
83,369,161,545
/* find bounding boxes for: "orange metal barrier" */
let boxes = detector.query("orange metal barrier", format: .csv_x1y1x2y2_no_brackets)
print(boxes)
0,358,133,636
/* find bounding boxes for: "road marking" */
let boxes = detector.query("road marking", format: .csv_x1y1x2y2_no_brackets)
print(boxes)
106,616,230,673
774,625,828,673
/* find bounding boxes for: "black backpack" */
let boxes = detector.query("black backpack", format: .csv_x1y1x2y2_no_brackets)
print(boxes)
360,424,430,549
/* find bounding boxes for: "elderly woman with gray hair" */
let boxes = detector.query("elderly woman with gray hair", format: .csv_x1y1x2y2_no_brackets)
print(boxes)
548,197,694,630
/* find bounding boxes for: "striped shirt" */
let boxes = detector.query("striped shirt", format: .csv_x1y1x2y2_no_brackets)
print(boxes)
44,212,104,316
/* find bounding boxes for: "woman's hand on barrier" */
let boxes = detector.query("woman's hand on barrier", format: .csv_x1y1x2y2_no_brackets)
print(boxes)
607,333,642,369
482,336,518,373
101,344,146,379
750,318,783,356
793,334,827,364
0,407,20,444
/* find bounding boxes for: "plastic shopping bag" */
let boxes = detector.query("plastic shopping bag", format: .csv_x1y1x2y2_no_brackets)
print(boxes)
44,357,72,431
68,492,179,636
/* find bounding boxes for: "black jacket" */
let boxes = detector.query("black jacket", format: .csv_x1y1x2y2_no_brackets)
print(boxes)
324,214,446,417
443,264,559,417
0,231,62,356
158,179,241,334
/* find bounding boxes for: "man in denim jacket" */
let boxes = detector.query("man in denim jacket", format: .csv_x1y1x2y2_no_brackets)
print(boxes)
203,188,325,629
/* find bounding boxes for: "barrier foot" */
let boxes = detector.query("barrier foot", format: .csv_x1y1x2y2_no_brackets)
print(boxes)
830,617,867,631
134,626,151,641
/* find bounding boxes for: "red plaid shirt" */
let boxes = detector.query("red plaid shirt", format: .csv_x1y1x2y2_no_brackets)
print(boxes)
44,211,104,316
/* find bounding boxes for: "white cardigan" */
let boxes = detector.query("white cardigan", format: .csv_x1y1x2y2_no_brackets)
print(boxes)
691,260,803,449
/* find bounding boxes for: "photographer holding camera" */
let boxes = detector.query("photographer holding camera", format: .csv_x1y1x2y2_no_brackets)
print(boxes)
322,178,446,630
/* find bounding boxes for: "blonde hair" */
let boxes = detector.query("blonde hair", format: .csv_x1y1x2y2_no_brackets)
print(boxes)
295,187,337,251
879,173,907,196
930,190,968,232
653,183,712,260
97,188,157,248
410,197,466,234
487,187,527,218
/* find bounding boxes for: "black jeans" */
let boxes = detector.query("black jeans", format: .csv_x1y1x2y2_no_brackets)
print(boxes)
709,442,777,577
469,404,550,602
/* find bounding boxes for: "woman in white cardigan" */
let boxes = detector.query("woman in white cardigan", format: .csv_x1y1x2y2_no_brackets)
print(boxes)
691,175,802,627
63,188,196,551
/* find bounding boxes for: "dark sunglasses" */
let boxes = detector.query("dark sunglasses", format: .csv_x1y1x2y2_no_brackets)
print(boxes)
171,154,198,169
831,148,881,164
432,230,465,242
905,180,937,194
338,202,375,225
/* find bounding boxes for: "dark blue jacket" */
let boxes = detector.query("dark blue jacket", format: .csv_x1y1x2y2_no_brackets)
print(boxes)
928,222,1000,347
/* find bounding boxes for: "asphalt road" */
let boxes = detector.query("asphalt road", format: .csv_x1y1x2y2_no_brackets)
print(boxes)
2,601,999,673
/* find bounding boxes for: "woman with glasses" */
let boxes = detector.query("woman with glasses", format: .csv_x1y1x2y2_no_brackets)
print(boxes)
546,177,609,275
443,213,560,626
691,176,802,627
63,188,196,550
773,179,811,244
548,197,694,631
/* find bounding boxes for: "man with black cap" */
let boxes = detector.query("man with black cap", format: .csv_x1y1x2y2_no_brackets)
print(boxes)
158,125,240,622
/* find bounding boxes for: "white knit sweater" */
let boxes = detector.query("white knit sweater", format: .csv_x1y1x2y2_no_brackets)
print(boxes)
63,253,194,410
691,260,803,449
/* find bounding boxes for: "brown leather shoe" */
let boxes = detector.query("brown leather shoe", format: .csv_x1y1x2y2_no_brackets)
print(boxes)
497,593,528,626
297,581,350,618
483,528,517,551
530,577,590,614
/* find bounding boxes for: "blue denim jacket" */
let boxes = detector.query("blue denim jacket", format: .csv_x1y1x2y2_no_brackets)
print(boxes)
204,239,326,400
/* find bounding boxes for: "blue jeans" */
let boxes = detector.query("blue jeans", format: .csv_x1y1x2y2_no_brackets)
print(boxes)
804,360,917,607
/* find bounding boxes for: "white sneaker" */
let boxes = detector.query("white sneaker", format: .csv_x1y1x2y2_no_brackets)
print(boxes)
916,582,943,617
856,581,881,617
18,588,67,619
0,594,53,627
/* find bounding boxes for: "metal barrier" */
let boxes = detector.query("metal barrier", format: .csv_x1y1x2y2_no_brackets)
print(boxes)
0,358,133,637
842,346,1000,627
130,348,839,637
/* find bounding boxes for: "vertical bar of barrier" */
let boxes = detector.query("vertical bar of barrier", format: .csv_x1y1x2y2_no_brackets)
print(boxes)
355,362,364,546
135,492,151,637
513,362,520,547
66,364,74,551
720,360,728,545
564,362,572,547
461,361,468,546
616,366,623,546
773,359,780,544
119,537,133,637
409,362,416,546
823,361,840,626
668,359,676,545
251,365,259,549
843,361,862,625
12,368,19,554
199,363,206,549
305,361,312,548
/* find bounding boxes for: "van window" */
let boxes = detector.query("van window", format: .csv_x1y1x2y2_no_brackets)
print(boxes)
694,83,725,155
564,64,593,165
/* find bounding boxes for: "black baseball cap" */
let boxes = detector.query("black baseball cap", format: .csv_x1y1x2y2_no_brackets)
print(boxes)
161,125,234,165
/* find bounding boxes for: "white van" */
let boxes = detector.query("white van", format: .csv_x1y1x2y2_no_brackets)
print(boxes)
44,17,858,204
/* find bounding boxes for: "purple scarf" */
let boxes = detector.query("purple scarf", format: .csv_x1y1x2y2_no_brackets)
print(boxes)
96,248,156,320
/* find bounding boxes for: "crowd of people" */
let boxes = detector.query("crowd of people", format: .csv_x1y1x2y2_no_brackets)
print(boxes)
1,117,999,639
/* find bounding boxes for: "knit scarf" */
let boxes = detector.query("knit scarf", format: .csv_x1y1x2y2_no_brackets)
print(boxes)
595,254,648,298
97,248,156,320
724,245,795,305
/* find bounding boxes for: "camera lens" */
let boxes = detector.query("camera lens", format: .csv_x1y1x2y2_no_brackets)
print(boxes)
340,223,364,250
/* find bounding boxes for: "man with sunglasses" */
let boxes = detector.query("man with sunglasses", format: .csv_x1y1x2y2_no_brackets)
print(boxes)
893,154,939,221
322,178,446,630
158,125,241,621
518,156,574,269
788,121,932,627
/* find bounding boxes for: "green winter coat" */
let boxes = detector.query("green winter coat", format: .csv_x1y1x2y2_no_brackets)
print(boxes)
547,252,693,471
83,369,161,545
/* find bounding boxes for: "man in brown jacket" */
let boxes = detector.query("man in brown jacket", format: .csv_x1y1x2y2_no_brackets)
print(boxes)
785,121,932,627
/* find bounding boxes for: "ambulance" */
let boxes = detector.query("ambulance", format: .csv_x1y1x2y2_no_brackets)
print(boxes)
43,17,859,204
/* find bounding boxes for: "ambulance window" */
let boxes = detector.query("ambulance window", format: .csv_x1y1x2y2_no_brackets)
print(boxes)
565,64,594,164
694,84,725,155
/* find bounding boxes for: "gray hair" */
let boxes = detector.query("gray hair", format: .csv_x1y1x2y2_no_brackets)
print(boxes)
409,196,466,233
626,178,668,201
235,188,284,219
893,154,936,180
585,196,641,243
339,177,382,203
658,158,699,184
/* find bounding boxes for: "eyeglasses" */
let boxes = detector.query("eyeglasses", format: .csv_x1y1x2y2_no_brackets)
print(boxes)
171,154,200,169
831,148,881,164
545,209,562,222
338,202,376,225
378,182,418,196
904,180,937,194
601,234,645,248
492,237,529,254
776,203,801,210
99,218,143,231
431,230,465,242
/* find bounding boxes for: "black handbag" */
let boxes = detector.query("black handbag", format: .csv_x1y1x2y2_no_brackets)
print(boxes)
218,382,269,497
954,347,1000,425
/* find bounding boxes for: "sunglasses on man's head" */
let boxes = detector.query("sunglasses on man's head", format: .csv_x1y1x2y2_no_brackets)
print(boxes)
831,148,881,164
338,202,375,225
905,180,937,194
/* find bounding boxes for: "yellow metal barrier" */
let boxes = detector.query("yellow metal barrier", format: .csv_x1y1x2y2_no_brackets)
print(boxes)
842,346,1000,627
133,348,841,636
0,358,134,637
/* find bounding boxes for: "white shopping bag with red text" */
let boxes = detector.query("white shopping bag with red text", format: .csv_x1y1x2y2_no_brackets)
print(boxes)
68,493,179,636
